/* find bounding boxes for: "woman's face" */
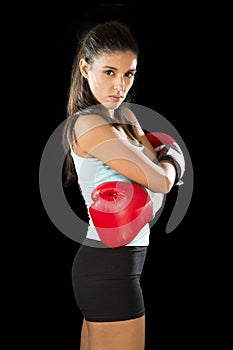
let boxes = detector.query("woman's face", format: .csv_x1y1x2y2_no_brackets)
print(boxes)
80,50,137,110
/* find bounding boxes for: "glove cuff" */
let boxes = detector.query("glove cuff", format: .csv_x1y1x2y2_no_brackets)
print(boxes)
158,144,185,186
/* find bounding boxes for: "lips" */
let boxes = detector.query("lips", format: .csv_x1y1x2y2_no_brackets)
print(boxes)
109,95,123,102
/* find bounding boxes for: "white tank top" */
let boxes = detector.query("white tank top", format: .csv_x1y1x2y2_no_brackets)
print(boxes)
70,145,150,246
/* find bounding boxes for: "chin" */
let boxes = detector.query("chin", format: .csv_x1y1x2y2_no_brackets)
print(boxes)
103,101,122,110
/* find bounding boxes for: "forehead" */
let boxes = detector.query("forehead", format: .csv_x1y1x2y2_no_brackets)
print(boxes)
93,50,137,68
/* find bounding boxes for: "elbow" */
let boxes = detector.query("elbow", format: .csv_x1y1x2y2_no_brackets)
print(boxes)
157,162,176,193
149,175,174,194
163,175,174,194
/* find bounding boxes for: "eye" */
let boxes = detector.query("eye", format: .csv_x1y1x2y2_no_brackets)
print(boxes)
104,70,114,76
125,71,135,78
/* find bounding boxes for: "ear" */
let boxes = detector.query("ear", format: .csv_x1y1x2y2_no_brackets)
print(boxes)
79,58,89,78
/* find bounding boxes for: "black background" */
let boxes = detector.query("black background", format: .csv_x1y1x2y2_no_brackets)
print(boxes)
15,1,219,349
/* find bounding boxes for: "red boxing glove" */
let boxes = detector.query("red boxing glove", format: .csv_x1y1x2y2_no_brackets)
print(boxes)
146,132,185,185
89,181,153,248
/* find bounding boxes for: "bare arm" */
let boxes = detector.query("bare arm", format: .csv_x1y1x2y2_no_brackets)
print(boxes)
74,114,176,193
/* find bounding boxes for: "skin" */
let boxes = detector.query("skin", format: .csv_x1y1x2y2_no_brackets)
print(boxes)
79,51,137,112
74,50,176,350
80,317,146,350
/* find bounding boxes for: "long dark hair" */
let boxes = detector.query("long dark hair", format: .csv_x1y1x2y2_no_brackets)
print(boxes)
63,21,140,186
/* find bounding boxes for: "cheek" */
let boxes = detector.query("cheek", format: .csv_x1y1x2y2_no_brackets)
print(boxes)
88,76,97,89
88,75,104,93
125,79,134,92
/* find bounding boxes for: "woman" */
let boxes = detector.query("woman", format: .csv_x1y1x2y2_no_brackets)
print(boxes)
63,21,178,350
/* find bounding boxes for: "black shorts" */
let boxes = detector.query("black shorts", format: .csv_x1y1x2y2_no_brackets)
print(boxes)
71,240,147,322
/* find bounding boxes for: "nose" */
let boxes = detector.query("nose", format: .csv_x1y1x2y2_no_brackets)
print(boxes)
113,76,125,92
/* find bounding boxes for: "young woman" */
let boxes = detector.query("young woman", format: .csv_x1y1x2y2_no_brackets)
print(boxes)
63,20,180,350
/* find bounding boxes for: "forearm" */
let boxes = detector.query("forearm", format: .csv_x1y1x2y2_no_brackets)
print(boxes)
75,114,175,193
97,139,173,193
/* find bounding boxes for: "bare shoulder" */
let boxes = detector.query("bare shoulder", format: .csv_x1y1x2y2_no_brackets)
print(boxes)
75,113,108,133
73,113,122,153
74,113,120,142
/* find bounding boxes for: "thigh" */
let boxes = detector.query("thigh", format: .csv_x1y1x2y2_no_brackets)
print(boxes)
87,315,145,350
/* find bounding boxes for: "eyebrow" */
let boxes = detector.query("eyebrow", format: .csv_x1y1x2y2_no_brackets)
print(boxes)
102,65,137,72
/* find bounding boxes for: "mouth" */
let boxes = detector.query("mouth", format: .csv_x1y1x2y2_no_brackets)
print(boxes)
109,95,123,102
